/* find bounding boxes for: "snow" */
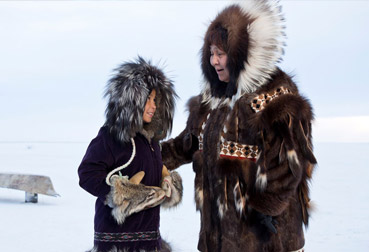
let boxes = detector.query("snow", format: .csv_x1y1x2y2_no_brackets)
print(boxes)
0,142,368,251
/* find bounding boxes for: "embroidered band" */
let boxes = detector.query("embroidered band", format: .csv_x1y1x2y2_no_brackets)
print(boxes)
220,140,259,160
251,86,292,113
94,230,160,243
198,113,259,160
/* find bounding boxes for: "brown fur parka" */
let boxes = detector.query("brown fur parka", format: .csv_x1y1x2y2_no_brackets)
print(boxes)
162,1,316,251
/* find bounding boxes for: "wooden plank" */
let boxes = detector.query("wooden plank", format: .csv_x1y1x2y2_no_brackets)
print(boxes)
0,173,59,197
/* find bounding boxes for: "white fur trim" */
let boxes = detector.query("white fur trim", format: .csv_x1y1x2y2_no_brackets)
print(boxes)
201,0,286,103
235,0,286,97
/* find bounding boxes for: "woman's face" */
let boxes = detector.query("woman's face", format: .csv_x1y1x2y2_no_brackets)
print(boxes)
210,44,230,83
143,89,157,123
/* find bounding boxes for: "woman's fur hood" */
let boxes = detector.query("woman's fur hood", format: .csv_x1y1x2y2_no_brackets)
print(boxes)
201,0,286,107
104,57,177,143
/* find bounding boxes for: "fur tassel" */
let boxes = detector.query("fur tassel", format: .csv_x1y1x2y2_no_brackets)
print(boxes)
255,131,268,191
233,179,247,218
294,120,317,164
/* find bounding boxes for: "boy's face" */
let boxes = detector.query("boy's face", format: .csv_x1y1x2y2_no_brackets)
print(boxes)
143,89,157,123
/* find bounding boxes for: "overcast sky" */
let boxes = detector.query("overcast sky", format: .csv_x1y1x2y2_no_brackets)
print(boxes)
0,1,368,143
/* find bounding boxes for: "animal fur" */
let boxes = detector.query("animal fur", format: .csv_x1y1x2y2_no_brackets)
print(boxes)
104,56,177,143
161,1,317,251
90,239,172,252
201,0,286,107
161,171,183,208
105,174,166,225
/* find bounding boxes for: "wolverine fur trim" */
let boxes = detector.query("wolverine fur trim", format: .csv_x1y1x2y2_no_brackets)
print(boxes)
201,0,286,107
104,56,177,143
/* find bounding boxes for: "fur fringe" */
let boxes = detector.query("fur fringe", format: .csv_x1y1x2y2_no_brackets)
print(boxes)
201,0,286,107
104,56,177,143
90,239,171,252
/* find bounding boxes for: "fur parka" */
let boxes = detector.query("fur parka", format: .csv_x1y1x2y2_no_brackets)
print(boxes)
161,1,317,252
79,57,177,252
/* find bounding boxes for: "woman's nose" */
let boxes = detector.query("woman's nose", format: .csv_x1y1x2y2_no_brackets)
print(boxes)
211,55,219,66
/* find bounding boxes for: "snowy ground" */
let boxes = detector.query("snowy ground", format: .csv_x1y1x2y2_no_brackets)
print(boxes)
0,142,368,251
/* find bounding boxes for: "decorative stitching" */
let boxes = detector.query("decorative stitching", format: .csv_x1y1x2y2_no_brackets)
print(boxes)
251,86,292,113
198,113,259,160
219,140,258,160
94,230,160,243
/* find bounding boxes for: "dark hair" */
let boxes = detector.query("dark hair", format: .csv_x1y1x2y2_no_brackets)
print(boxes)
205,25,228,52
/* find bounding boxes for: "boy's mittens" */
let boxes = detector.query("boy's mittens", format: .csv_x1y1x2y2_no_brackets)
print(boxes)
105,171,166,224
161,165,183,208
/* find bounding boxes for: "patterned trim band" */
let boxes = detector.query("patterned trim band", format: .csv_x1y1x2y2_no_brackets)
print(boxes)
220,140,259,160
198,113,259,160
94,230,160,243
251,86,292,113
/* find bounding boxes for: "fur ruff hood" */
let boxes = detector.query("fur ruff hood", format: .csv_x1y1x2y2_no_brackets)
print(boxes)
104,57,177,143
201,0,286,108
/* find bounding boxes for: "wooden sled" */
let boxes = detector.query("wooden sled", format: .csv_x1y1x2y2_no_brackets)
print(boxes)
0,173,60,203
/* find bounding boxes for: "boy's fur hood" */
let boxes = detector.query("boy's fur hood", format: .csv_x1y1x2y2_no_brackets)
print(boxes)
104,57,177,143
201,0,286,107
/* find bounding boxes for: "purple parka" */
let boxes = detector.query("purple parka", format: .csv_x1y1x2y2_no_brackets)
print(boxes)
78,127,163,251
78,57,176,252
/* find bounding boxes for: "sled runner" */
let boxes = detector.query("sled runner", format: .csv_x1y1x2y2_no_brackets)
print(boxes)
0,173,59,203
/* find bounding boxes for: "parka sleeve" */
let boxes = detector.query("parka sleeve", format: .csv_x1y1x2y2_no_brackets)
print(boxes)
78,128,114,199
161,96,201,170
161,129,197,170
244,93,317,217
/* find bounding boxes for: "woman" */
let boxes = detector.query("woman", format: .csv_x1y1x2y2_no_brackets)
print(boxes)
78,57,181,252
161,1,317,251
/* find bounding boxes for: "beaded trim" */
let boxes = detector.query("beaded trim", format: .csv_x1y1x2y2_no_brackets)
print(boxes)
94,230,160,243
219,140,259,160
251,86,292,113
198,113,259,160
